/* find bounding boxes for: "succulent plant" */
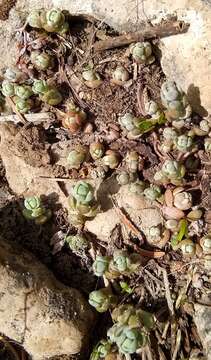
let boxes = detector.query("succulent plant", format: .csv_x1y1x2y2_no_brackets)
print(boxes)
161,160,185,181
41,87,62,105
112,66,129,85
129,181,145,194
204,138,211,151
68,196,98,226
93,255,110,277
89,288,117,313
116,171,136,185
62,104,87,133
90,142,105,160
22,196,51,224
90,340,112,360
65,234,88,253
163,127,178,141
147,226,161,240
1,80,15,97
15,85,33,100
179,239,196,256
72,181,94,204
174,134,193,152
199,235,211,254
31,51,54,71
27,9,43,28
118,113,137,132
15,98,33,113
108,324,147,354
174,191,192,210
161,81,192,121
109,250,141,276
199,119,210,133
130,42,155,64
32,79,49,95
112,304,154,330
165,219,178,231
41,8,66,32
126,151,139,173
102,150,120,169
82,68,102,88
144,184,161,201
67,147,87,169
145,100,161,119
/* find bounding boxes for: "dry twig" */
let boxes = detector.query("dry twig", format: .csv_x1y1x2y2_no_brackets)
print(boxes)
94,20,189,51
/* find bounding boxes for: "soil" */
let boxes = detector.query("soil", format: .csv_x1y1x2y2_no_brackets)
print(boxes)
0,13,210,360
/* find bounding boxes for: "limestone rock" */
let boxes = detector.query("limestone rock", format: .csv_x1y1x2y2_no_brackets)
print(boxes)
194,304,211,359
0,237,95,359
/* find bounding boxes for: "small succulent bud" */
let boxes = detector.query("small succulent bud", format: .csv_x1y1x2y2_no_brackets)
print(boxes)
174,134,193,152
57,21,69,34
65,235,88,253
15,98,33,113
41,9,65,32
161,81,191,120
199,119,210,132
204,138,211,151
147,226,161,240
107,324,147,354
180,239,196,256
62,106,87,133
165,219,178,231
89,288,117,313
144,184,161,201
15,85,33,100
24,196,41,211
112,304,154,330
116,171,136,185
129,181,145,194
30,51,54,70
23,196,51,224
161,160,185,180
92,255,110,277
32,79,48,95
126,151,139,173
67,146,87,169
41,87,62,105
109,250,140,276
1,80,15,97
187,209,202,221
145,100,161,119
90,142,105,160
112,65,129,85
174,191,192,210
82,68,102,88
118,113,137,132
102,150,120,169
72,181,94,204
130,42,155,64
28,9,43,28
163,127,178,141
154,170,168,184
90,340,112,360
199,236,211,254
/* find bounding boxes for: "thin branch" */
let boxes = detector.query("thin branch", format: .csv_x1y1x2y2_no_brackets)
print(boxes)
94,20,189,51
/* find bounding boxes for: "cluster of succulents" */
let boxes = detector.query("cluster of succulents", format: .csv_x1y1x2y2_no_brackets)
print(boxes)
28,8,69,34
154,159,186,185
92,250,141,279
112,65,130,85
160,126,194,153
89,287,117,312
82,67,102,88
161,81,192,123
22,196,52,224
32,79,62,105
68,181,99,226
90,340,113,360
118,111,165,138
130,42,155,65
